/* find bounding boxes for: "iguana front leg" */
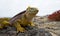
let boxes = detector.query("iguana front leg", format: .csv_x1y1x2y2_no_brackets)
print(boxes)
28,22,35,27
14,22,26,32
31,22,35,27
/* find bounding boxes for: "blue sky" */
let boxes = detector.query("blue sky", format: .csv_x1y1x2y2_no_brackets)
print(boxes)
0,0,60,17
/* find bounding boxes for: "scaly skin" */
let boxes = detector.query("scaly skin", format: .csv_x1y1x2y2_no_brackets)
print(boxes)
0,7,38,32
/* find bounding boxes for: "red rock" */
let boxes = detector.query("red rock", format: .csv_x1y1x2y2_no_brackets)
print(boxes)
48,10,60,21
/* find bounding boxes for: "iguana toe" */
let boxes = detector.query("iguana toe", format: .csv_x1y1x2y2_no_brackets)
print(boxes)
17,27,26,33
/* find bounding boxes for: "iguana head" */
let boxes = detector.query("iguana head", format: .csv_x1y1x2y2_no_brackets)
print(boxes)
26,7,39,17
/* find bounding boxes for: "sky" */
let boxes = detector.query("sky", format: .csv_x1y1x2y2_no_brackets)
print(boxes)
0,0,60,17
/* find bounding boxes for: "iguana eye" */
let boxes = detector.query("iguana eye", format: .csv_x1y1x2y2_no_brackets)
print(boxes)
30,8,35,12
31,8,34,10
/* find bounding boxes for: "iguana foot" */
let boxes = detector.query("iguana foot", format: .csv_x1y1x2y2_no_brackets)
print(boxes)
30,22,35,27
14,23,26,33
30,23,35,27
29,22,35,27
16,27,26,33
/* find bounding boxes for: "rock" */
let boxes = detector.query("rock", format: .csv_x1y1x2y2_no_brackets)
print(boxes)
0,33,9,36
18,28,52,36
0,26,17,36
7,31,17,36
0,26,52,36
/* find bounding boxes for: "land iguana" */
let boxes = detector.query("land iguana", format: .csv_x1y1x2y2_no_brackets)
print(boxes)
0,7,39,32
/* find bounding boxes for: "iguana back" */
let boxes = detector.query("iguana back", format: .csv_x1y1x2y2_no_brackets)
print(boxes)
9,10,26,24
